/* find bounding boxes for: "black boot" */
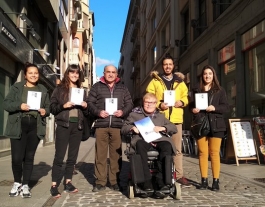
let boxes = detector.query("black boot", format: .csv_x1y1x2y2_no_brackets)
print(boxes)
198,177,208,190
143,179,153,191
212,178,219,191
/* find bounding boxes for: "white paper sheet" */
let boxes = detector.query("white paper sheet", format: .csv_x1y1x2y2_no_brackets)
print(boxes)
70,88,84,105
195,93,208,110
164,90,175,106
105,98,118,115
134,117,162,143
27,91,42,110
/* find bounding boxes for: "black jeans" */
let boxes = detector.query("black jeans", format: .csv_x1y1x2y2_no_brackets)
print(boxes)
135,140,173,182
51,123,82,183
10,116,39,185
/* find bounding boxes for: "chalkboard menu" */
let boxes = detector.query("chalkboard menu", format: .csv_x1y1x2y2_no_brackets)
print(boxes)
229,119,260,166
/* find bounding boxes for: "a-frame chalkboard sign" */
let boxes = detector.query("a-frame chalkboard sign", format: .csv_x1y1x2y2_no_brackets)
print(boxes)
229,119,260,166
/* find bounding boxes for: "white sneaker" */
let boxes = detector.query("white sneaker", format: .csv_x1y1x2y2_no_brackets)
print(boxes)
9,182,22,197
20,184,31,198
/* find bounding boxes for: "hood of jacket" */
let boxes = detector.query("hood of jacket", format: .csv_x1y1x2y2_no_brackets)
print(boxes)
99,76,121,84
150,70,185,83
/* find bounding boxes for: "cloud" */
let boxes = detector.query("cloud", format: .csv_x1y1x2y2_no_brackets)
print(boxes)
96,57,115,66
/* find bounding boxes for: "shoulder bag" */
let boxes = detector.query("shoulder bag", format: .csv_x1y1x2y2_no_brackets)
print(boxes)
190,93,214,139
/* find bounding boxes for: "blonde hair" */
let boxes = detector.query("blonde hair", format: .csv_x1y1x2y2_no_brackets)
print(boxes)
143,93,157,102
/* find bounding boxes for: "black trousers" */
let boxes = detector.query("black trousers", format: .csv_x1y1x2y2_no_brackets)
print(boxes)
135,140,173,182
51,122,82,183
10,116,40,185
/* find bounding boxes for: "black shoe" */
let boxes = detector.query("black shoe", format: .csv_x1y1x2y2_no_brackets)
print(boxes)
92,184,106,192
64,182,78,193
212,178,220,191
143,179,153,191
109,184,120,191
50,185,61,198
198,177,208,190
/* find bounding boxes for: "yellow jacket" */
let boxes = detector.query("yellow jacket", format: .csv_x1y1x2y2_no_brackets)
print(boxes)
146,71,188,124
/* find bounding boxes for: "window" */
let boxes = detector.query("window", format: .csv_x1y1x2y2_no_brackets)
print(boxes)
152,46,157,65
193,0,207,40
73,38,79,48
180,9,189,54
245,42,265,115
213,0,234,21
151,13,156,33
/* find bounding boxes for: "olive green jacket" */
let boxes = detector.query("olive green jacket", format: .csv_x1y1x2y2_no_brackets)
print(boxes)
3,81,50,139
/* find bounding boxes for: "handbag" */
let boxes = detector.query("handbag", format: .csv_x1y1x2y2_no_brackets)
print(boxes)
190,92,214,139
190,113,210,139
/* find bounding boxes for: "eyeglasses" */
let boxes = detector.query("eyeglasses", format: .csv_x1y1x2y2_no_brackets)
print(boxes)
144,101,157,105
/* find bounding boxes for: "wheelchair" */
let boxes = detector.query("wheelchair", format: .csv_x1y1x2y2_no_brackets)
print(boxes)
124,133,181,200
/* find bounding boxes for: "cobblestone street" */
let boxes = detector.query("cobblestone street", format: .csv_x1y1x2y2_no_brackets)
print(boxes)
51,138,265,207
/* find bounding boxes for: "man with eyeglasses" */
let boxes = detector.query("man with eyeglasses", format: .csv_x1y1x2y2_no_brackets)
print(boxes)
146,53,191,187
87,65,133,192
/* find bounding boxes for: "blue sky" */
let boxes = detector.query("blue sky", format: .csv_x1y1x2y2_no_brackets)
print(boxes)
90,0,130,77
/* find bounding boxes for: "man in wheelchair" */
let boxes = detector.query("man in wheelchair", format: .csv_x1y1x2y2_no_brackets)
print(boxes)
121,93,179,198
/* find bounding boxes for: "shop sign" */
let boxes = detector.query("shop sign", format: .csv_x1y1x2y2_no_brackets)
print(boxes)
218,41,235,64
242,20,265,51
0,22,17,45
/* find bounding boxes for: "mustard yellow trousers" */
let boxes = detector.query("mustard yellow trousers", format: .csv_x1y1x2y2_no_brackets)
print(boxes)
197,137,222,178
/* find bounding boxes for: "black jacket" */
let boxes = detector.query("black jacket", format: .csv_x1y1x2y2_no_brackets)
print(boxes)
50,85,88,129
189,85,229,133
87,78,133,128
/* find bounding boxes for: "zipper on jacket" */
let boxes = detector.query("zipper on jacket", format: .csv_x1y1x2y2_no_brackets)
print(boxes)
107,84,115,128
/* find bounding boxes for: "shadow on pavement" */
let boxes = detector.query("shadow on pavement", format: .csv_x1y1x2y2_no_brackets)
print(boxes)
78,162,96,185
30,161,52,188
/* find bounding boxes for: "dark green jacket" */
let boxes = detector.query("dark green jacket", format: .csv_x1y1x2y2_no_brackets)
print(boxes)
3,81,50,139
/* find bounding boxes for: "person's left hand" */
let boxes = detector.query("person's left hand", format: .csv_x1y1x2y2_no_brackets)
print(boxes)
174,100,183,108
113,110,123,117
81,101,87,109
206,105,215,112
38,108,46,116
153,126,166,133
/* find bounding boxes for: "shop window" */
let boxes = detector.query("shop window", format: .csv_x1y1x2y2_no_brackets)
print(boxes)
221,59,236,117
0,71,12,136
246,42,265,115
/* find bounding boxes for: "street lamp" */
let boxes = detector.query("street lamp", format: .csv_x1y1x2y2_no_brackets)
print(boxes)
4,12,33,27
34,49,50,56
37,64,60,70
45,73,63,78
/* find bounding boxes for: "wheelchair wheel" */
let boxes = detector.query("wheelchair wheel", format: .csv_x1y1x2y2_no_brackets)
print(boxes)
127,181,134,199
173,182,181,200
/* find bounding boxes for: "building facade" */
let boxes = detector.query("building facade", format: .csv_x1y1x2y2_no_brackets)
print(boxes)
0,0,95,157
120,0,265,130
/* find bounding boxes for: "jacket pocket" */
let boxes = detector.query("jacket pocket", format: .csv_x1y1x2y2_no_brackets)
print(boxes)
5,114,21,138
215,114,226,129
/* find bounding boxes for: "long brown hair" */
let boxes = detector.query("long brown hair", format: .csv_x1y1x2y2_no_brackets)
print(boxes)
60,64,83,101
199,65,221,91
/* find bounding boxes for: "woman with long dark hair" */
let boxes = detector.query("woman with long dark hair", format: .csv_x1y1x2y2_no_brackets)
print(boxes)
190,65,229,191
49,64,88,198
4,62,50,198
